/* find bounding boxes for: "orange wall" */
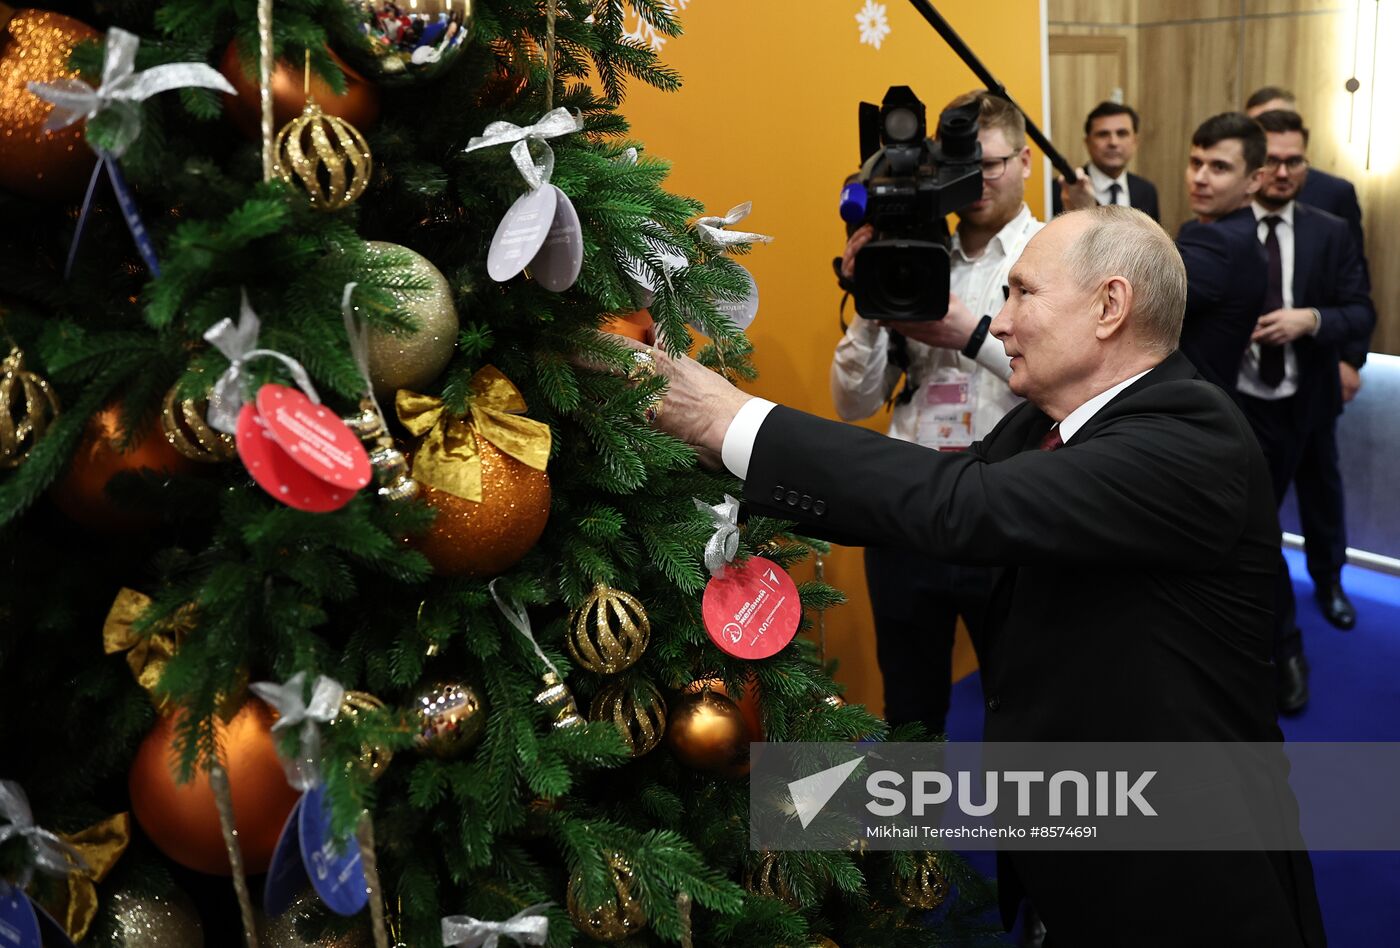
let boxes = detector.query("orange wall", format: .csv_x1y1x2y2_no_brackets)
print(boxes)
621,1,1049,714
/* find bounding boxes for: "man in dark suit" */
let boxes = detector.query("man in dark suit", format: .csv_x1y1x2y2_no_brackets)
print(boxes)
1237,109,1374,713
1175,113,1269,392
617,206,1324,946
1053,101,1160,221
1247,87,1371,630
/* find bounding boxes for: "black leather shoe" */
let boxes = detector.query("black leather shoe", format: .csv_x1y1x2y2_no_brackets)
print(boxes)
1278,653,1310,715
1315,582,1357,630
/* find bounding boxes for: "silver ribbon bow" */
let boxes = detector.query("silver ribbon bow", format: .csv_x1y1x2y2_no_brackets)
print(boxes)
695,494,742,579
27,27,235,158
441,903,551,948
250,672,345,790
204,290,322,435
695,202,774,250
0,781,88,888
463,107,584,191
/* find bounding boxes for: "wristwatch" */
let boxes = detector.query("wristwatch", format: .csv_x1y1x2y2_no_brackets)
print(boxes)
962,314,993,358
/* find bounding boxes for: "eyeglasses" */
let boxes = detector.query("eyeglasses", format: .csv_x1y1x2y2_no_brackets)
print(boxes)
981,154,1019,180
1263,156,1308,172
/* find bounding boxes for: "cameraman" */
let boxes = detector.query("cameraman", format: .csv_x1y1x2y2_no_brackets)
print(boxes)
831,90,1043,736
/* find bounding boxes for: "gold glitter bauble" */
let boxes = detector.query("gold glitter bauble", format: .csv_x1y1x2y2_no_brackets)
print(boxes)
107,884,205,947
362,241,459,397
339,690,395,779
412,433,550,578
744,850,798,907
260,890,373,947
567,584,650,675
412,679,486,758
588,678,666,757
566,852,647,943
893,852,949,911
0,9,99,201
665,689,751,777
0,344,59,468
535,670,585,730
273,98,372,211
159,385,235,463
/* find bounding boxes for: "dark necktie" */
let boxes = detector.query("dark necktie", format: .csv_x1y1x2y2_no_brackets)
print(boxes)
1259,215,1285,387
1039,425,1063,451
1107,182,1122,207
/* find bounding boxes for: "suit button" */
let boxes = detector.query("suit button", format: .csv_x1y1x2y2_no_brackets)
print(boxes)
986,696,1001,712
771,486,785,502
813,500,826,516
785,490,799,507
800,494,812,510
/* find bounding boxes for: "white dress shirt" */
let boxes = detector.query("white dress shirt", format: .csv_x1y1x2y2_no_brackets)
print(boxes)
1086,163,1131,208
1237,201,1315,400
722,369,1154,480
829,204,1043,449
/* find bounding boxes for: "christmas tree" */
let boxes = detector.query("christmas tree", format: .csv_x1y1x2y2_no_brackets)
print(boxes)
0,0,998,944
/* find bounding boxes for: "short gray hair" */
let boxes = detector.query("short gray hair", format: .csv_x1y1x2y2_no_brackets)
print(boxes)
1062,205,1186,355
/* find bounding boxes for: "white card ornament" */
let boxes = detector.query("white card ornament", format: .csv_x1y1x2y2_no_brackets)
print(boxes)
693,202,772,334
465,109,586,292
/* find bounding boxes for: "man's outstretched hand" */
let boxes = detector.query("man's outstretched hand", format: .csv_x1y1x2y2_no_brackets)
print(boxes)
604,333,754,470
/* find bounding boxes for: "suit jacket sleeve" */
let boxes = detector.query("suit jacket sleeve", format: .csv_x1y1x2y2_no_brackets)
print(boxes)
743,393,1253,569
1132,174,1160,223
1312,221,1375,349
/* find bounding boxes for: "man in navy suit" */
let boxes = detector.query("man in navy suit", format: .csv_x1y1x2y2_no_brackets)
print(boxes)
1239,108,1374,712
1174,113,1269,392
1053,102,1160,222
1247,87,1370,631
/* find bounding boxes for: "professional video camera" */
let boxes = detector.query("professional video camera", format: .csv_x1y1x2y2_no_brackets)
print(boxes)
838,86,985,322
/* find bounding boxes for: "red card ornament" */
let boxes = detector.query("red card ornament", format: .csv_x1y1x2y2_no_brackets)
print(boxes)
701,556,801,660
255,384,372,490
235,403,357,512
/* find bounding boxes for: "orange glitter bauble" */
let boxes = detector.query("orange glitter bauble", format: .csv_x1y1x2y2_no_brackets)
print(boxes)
0,8,100,201
412,433,551,578
601,309,654,343
218,40,379,141
128,699,301,876
51,403,195,531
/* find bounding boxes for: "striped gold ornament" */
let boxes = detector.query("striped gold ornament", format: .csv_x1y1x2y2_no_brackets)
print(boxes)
161,385,236,462
272,98,371,211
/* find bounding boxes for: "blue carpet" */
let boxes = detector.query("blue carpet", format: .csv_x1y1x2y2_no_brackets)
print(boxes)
944,549,1400,946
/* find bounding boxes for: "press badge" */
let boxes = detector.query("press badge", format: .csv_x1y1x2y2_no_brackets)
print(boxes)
916,376,975,450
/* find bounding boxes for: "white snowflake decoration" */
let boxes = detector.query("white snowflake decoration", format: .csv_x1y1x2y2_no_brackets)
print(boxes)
855,1,891,50
623,0,691,53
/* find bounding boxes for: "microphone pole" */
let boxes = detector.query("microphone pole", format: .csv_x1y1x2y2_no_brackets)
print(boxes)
906,0,1081,184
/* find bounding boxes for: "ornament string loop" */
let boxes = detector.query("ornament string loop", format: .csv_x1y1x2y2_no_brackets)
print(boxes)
488,580,563,680
249,672,345,790
204,290,321,434
695,202,773,251
462,107,583,191
341,281,388,427
0,781,88,888
441,902,551,947
694,494,741,579
27,27,235,158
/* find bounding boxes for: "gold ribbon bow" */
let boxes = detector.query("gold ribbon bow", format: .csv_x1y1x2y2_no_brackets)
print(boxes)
35,813,131,942
396,366,551,502
103,589,182,705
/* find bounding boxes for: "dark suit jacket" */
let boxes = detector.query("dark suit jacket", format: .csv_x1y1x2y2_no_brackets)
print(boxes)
1051,166,1160,222
742,351,1325,946
1176,206,1267,392
1288,202,1374,421
1299,170,1370,367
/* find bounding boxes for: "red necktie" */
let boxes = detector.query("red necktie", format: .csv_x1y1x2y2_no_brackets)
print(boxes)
1039,425,1063,451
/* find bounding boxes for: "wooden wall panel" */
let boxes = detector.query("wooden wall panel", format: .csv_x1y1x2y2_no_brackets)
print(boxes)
1049,0,1136,25
1136,0,1239,25
1048,32,1131,151
1135,20,1243,233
